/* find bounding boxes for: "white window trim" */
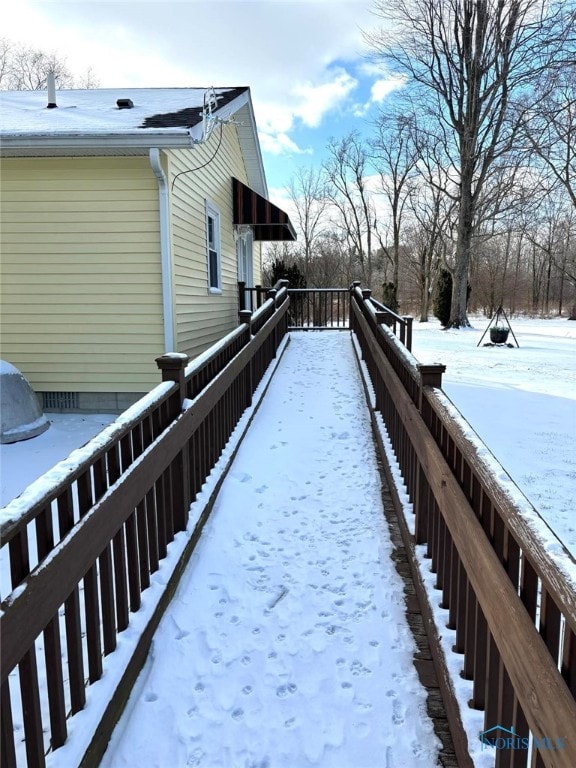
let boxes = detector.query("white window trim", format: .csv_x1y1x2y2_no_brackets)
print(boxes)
205,199,222,294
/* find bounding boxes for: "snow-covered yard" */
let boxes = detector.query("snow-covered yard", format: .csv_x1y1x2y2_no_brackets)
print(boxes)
409,315,576,557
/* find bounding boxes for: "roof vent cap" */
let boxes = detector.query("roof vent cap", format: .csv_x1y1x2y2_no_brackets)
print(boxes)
117,98,134,109
47,72,57,109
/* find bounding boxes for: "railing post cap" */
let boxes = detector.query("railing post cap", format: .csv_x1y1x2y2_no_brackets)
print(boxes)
361,288,372,299
417,363,446,388
417,363,446,373
239,309,252,324
155,352,189,371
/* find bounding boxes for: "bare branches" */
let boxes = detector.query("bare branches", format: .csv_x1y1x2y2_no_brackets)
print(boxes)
366,0,571,326
0,37,99,90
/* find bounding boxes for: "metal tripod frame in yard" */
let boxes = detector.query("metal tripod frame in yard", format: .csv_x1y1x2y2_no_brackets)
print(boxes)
477,305,520,347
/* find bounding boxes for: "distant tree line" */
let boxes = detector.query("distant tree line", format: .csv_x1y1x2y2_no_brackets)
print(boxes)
266,0,576,324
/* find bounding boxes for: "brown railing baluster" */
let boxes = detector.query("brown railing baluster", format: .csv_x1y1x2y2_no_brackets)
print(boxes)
484,634,501,733
454,562,467,654
146,487,160,574
113,523,129,632
126,510,141,613
137,499,150,591
35,507,67,749
463,583,476,680
447,542,459,630
9,530,45,767
520,556,539,624
99,543,116,655
472,603,488,709
78,470,102,684
57,487,85,713
156,473,168,560
19,649,44,768
1,681,16,768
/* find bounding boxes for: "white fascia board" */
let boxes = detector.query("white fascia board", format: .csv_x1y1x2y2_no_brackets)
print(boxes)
0,131,194,156
239,93,269,199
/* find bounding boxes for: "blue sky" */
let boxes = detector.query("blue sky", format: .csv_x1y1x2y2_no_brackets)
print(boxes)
3,1,402,203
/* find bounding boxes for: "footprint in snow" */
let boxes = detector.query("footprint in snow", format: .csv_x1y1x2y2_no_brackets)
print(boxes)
387,690,405,725
144,691,158,703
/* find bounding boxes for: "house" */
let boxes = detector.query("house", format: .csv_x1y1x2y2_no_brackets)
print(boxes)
0,86,295,412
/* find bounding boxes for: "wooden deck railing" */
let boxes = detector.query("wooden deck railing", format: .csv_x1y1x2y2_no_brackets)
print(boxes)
237,281,270,313
0,286,289,768
286,287,350,329
5,281,573,768
350,284,576,767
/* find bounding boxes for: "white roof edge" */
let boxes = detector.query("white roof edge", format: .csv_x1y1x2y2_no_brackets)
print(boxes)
0,87,252,153
0,132,194,154
242,92,268,199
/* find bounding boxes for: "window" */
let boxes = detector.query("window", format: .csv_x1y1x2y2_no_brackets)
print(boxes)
206,201,221,293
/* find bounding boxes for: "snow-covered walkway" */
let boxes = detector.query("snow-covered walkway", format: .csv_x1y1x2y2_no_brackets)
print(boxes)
101,333,440,768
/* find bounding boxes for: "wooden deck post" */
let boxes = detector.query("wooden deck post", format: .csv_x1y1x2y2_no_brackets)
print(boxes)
417,364,446,397
239,309,252,332
155,353,191,532
403,316,413,351
156,353,189,414
238,281,246,312
239,310,253,406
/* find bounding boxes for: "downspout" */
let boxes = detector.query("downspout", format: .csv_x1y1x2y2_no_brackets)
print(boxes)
149,147,175,352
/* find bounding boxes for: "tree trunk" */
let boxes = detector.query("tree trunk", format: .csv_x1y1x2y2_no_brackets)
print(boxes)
449,182,473,328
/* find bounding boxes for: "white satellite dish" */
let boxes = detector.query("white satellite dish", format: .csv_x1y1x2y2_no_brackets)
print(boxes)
201,87,219,142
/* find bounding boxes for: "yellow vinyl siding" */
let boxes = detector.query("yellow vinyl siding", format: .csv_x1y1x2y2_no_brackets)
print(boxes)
168,124,253,360
0,156,164,393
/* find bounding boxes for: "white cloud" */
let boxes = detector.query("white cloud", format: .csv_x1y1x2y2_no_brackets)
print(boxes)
255,68,358,157
259,131,312,157
292,70,358,128
370,76,406,103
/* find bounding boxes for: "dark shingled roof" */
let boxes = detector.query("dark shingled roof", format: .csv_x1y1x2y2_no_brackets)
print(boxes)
140,87,247,129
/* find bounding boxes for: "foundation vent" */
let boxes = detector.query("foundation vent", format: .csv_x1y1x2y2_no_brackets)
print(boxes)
43,392,80,410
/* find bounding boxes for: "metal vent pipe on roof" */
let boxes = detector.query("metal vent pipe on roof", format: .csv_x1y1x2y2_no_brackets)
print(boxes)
47,72,57,109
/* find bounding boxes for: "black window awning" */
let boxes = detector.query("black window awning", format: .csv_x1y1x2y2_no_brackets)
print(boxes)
232,177,297,241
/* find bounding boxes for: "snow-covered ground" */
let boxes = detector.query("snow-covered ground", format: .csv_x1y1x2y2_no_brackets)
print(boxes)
409,315,576,557
0,413,117,507
1,317,574,767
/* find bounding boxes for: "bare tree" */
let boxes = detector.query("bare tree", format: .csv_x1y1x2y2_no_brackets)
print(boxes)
287,166,329,280
323,132,378,285
367,0,572,327
0,37,99,90
521,65,576,210
370,110,420,309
